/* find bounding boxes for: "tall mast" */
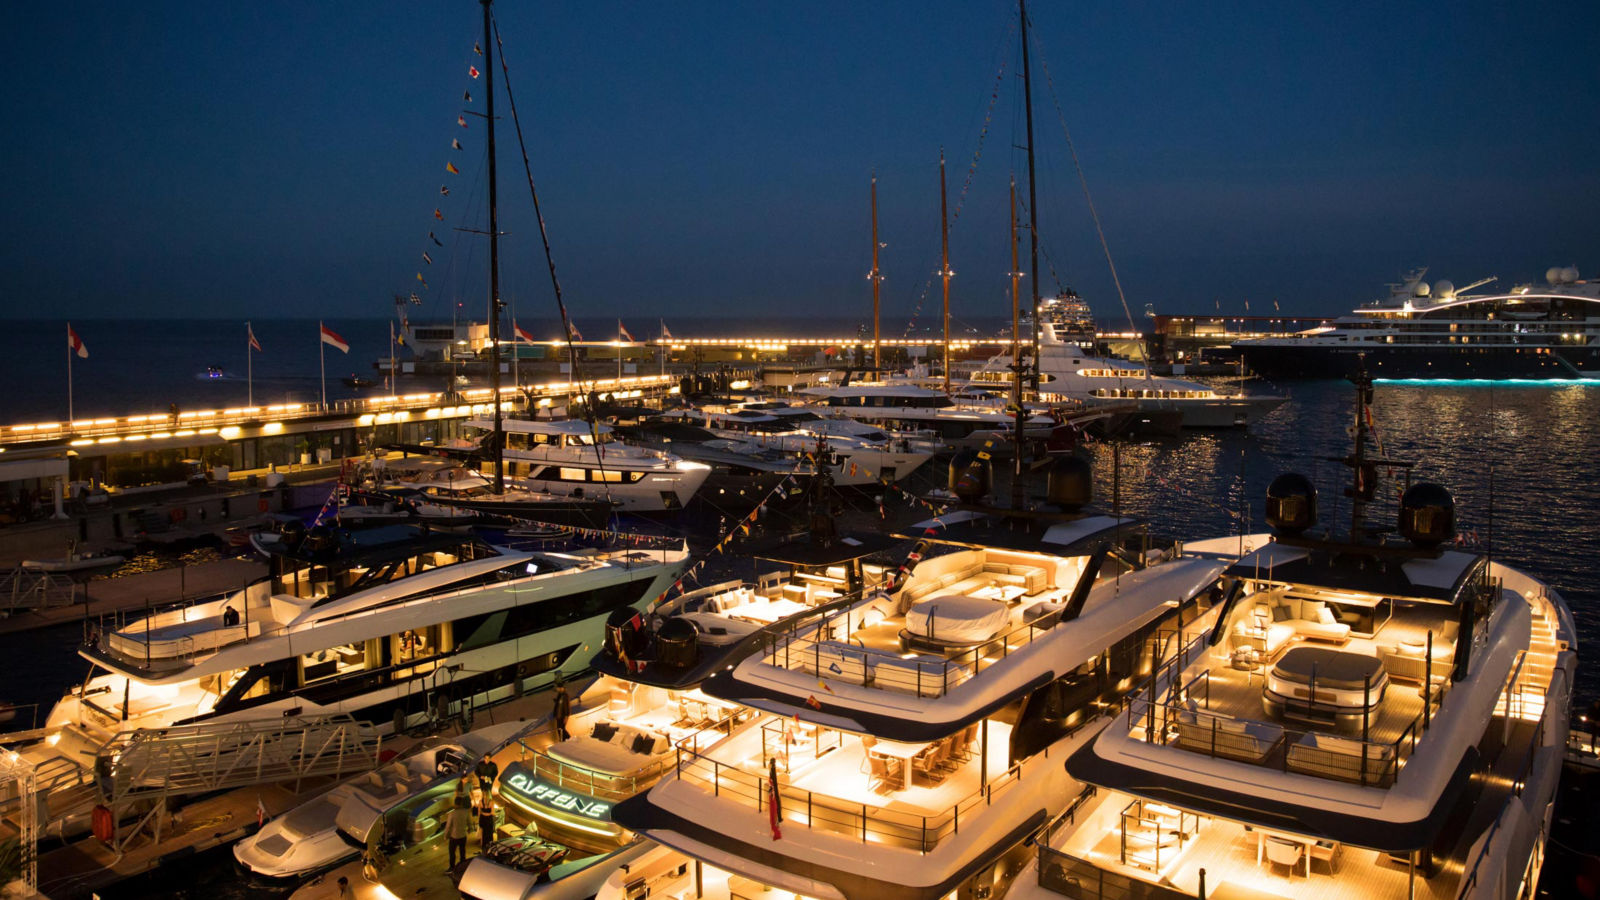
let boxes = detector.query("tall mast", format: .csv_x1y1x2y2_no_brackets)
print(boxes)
1019,0,1042,389
869,174,883,373
482,0,504,493
939,150,952,394
1009,176,1025,509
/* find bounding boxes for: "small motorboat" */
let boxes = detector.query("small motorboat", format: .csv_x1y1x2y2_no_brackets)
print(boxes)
342,374,378,389
19,550,125,573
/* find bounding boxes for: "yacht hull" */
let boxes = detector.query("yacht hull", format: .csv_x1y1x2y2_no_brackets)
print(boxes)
1239,343,1600,381
1083,394,1287,428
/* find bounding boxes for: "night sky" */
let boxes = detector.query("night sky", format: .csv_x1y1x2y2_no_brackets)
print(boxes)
4,0,1596,327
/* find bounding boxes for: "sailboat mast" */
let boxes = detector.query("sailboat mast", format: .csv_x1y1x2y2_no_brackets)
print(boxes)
1019,0,1042,389
939,150,952,394
1009,176,1025,509
869,175,883,373
482,0,504,493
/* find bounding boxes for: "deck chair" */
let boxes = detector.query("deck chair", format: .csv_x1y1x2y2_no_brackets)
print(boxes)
867,754,893,794
1265,838,1304,878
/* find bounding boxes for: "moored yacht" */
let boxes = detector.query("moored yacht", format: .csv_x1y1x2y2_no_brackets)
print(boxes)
1021,370,1575,900
671,406,934,488
972,297,1287,428
795,382,1061,454
454,417,712,513
43,524,688,746
607,459,1239,900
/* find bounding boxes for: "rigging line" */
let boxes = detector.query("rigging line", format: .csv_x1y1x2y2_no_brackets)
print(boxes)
901,27,1014,341
1032,37,1151,370
492,16,617,503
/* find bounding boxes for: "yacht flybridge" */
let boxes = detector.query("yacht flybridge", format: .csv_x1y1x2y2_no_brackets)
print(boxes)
972,297,1287,428
1025,370,1574,900
1236,266,1600,380
45,524,688,743
609,475,1239,900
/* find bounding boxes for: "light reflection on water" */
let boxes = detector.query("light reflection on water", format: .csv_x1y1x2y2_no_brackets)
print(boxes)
1083,379,1600,701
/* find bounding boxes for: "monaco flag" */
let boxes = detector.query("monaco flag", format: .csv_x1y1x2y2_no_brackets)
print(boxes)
618,319,634,342
320,322,350,354
513,321,536,343
68,324,88,359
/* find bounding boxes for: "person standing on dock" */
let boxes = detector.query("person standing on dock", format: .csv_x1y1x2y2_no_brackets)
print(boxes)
476,790,498,849
446,795,472,867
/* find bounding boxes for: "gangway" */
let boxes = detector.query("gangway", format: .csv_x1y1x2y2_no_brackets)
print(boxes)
7,714,382,855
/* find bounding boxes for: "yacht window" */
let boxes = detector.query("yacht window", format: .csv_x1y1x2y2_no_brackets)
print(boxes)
593,469,625,483
393,624,444,665
301,641,371,684
558,467,588,481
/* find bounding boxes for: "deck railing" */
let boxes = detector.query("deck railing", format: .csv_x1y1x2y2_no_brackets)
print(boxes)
1127,667,1422,789
670,740,1038,853
756,602,1061,699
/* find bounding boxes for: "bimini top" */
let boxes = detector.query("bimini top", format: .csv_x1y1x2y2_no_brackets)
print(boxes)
902,510,1143,557
1224,538,1487,603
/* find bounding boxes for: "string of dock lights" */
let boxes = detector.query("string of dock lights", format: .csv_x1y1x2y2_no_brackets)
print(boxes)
2,374,677,447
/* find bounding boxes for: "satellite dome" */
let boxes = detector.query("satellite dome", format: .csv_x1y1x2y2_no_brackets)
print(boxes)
1265,473,1317,535
1398,482,1455,548
1412,281,1431,298
1433,280,1455,299
1562,266,1580,283
1547,266,1564,285
949,450,992,504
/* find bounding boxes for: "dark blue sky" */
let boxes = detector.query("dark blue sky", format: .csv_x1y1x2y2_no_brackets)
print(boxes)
4,0,1596,327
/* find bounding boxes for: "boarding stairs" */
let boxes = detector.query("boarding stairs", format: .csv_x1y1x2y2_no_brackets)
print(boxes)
1504,602,1560,723
3,714,381,853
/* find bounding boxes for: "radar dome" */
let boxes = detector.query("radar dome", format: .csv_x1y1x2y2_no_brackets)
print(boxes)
1265,473,1317,535
1562,266,1580,283
1433,280,1455,299
655,617,699,670
1412,281,1431,298
1547,266,1564,285
1046,455,1093,510
1398,482,1455,548
949,450,992,504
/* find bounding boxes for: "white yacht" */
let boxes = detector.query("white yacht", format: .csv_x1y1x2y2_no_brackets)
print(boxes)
1019,372,1575,900
607,480,1240,900
42,524,688,747
796,382,1061,454
1236,266,1600,380
972,297,1287,428
672,407,934,487
456,418,712,514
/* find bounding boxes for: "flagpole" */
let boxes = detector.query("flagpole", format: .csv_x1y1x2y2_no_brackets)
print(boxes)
247,321,254,407
66,322,74,423
319,321,327,407
660,320,666,378
388,320,396,395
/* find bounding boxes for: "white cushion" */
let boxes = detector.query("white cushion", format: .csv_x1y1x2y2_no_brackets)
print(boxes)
1302,600,1327,621
1317,607,1337,625
1217,718,1250,735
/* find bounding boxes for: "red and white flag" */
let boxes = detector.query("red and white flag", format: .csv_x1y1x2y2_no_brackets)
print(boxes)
618,319,634,342
256,796,268,827
566,321,583,342
320,322,350,354
248,322,263,353
660,320,672,340
68,324,88,359
513,321,536,343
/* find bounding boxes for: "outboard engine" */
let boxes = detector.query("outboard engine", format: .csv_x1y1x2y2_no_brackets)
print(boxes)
1399,482,1455,548
655,617,699,670
1265,473,1317,535
949,450,992,504
1046,455,1093,511
604,607,650,667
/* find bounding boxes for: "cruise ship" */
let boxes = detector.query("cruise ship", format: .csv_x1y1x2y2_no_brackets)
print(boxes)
972,297,1287,428
1235,266,1600,380
605,458,1244,900
1016,369,1575,900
